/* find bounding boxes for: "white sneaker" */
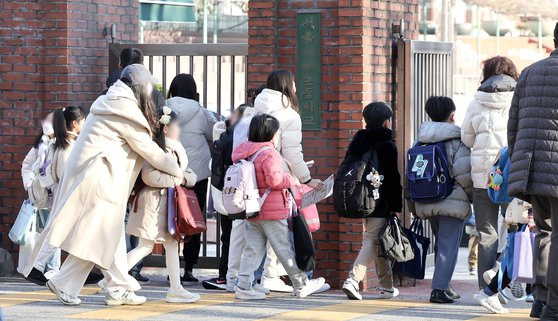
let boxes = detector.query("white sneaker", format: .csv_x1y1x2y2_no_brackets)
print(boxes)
44,269,59,280
483,262,500,285
316,283,331,293
235,287,266,300
105,290,147,306
511,281,526,299
474,290,509,314
342,278,362,300
97,279,108,295
46,280,81,306
226,279,236,293
166,288,200,303
378,287,399,299
254,283,271,294
295,277,326,298
526,294,534,302
261,276,293,293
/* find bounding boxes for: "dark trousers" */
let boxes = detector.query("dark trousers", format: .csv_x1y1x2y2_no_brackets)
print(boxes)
183,179,208,272
530,195,554,306
219,214,233,279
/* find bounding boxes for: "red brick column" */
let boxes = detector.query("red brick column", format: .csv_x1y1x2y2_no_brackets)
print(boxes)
248,0,418,289
0,0,138,265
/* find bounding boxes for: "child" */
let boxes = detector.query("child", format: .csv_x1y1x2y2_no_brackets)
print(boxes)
342,102,403,301
232,114,325,300
410,96,473,304
125,107,200,303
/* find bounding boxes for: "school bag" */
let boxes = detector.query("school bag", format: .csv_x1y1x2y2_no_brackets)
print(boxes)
174,186,206,238
406,141,453,203
222,147,271,220
333,149,383,218
27,145,55,209
487,147,513,204
379,214,415,263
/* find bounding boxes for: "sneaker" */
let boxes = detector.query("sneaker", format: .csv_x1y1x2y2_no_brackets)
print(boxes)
226,280,237,293
202,278,227,290
430,289,454,304
261,276,293,293
498,292,508,305
530,300,546,318
469,267,476,275
97,279,108,295
166,288,200,303
526,294,534,303
295,277,326,298
446,286,461,300
378,287,400,299
46,280,81,306
511,281,526,299
253,283,271,294
181,271,199,285
44,269,59,280
474,290,509,314
342,278,362,300
483,262,500,285
25,267,48,286
316,283,331,293
235,287,266,300
130,273,150,285
85,272,104,285
105,290,147,306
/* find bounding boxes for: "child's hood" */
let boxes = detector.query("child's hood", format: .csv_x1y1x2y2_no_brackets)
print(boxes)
232,141,275,162
417,121,461,143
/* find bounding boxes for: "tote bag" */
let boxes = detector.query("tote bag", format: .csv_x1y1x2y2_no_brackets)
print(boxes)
288,189,316,271
512,225,535,283
9,200,36,245
393,218,431,279
175,186,206,237
505,198,531,224
16,215,38,274
292,184,320,232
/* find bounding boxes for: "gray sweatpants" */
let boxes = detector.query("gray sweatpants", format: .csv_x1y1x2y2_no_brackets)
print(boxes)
429,216,465,291
530,196,554,306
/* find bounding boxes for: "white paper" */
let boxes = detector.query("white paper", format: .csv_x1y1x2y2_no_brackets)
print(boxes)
300,174,334,209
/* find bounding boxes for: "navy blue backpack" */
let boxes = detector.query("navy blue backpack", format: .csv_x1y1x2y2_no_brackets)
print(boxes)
406,141,453,203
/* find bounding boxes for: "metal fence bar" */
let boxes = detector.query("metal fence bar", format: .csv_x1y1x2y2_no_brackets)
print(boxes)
217,56,222,115
230,55,235,111
175,55,180,76
162,56,167,98
203,55,208,108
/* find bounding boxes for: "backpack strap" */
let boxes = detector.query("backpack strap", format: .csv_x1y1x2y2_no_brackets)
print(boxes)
248,146,272,162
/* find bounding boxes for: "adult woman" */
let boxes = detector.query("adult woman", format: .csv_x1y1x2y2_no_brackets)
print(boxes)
166,73,218,284
24,64,183,306
461,56,519,288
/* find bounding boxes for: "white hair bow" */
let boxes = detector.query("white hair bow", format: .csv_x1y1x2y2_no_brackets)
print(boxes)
159,106,172,125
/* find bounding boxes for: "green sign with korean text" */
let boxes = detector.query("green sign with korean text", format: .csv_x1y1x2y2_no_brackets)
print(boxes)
297,12,321,130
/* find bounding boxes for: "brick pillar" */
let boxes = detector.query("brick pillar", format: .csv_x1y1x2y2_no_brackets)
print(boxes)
0,0,138,266
248,0,418,289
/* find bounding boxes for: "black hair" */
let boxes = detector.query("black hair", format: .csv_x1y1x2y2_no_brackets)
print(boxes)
33,132,44,149
363,101,393,128
248,114,280,143
53,106,86,150
425,96,456,122
246,84,266,106
554,22,558,42
235,104,249,118
120,47,143,68
168,74,199,101
153,108,178,151
266,70,299,112
121,77,158,134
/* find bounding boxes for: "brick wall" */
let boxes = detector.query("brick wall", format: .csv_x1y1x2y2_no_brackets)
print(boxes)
0,0,138,264
248,0,418,289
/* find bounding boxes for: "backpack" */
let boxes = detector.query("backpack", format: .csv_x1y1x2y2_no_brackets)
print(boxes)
222,147,271,220
406,141,453,203
487,147,513,204
333,149,383,218
28,145,55,209
379,215,415,263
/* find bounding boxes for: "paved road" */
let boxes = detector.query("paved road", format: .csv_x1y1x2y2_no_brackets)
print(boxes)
0,250,534,321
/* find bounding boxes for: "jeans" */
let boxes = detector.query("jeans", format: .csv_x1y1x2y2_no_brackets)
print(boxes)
35,209,60,273
430,216,464,291
530,196,554,306
183,179,208,272
237,219,308,291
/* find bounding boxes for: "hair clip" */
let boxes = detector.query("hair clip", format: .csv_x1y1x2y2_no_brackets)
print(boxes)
159,106,172,125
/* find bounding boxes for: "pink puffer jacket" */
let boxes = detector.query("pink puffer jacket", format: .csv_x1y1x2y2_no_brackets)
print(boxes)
231,141,295,220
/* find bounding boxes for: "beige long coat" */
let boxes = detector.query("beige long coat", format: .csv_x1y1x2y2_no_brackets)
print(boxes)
23,80,183,274
127,138,197,242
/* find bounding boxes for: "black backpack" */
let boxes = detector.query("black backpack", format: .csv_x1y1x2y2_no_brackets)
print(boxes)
333,149,381,218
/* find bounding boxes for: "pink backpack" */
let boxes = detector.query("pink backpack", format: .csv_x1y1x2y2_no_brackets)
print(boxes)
222,147,271,220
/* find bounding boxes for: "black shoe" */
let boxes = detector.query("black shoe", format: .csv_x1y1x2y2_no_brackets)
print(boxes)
540,305,558,321
531,300,546,318
202,277,227,290
24,268,48,286
181,271,199,285
130,273,150,285
430,289,455,304
445,286,460,300
84,272,104,285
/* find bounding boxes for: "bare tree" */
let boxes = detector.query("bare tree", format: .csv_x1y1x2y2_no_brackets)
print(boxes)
469,0,558,19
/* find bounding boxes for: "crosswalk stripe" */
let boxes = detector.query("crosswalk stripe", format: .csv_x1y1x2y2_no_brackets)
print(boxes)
467,309,532,321
257,299,433,321
0,287,99,308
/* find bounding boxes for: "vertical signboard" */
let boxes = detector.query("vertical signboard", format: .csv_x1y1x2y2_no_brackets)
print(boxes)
296,12,321,130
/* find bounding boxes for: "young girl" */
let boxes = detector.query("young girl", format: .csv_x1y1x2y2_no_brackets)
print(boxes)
22,112,54,192
233,114,325,300
126,107,200,303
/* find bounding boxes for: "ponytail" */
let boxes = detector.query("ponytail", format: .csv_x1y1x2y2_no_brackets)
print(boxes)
53,106,85,150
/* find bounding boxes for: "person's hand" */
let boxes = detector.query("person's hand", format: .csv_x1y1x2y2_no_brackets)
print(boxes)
307,179,324,190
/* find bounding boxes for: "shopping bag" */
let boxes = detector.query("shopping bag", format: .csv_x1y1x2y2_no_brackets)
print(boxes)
512,225,535,283
505,198,531,224
393,218,431,279
292,185,320,232
289,188,316,271
9,200,36,245
16,214,38,274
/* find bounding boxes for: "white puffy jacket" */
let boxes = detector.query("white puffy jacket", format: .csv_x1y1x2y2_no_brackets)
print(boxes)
461,74,516,189
254,89,311,183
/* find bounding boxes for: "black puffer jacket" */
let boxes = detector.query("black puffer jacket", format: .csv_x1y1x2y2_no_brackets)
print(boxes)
508,50,558,200
344,127,402,218
211,121,234,190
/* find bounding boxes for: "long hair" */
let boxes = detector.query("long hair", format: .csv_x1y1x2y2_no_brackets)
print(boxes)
120,77,159,135
168,74,199,101
153,108,178,151
266,70,299,112
53,106,85,150
481,56,519,83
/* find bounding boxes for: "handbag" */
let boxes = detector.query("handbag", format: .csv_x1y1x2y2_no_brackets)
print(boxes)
174,185,207,240
292,185,320,232
289,189,316,271
379,214,415,263
512,225,535,283
505,198,531,224
16,214,38,274
9,200,37,245
393,218,431,279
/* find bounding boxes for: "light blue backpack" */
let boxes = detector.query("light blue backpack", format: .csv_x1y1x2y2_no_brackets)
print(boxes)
487,147,513,204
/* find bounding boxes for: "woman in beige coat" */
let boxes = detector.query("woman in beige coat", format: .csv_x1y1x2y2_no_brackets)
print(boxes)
24,64,183,307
